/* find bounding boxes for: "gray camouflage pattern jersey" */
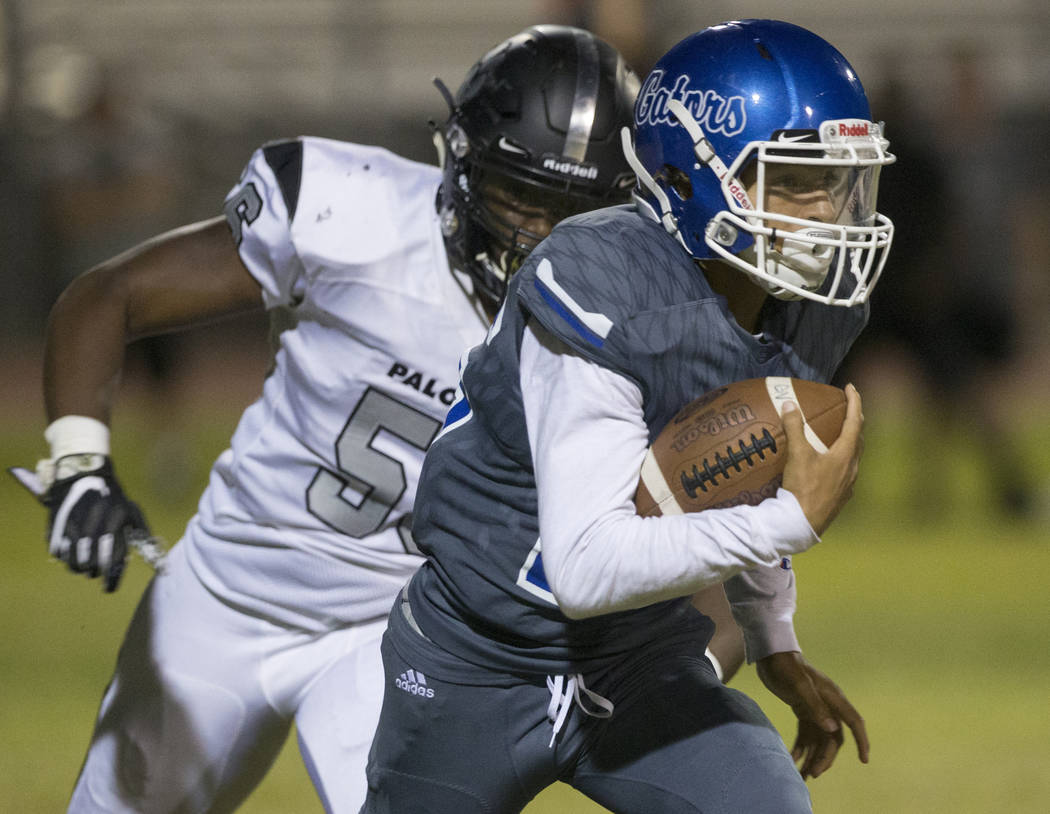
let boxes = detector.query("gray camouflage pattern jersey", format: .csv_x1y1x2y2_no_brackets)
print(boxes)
406,204,866,676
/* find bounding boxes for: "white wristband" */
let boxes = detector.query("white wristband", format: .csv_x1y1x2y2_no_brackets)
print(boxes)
45,415,111,460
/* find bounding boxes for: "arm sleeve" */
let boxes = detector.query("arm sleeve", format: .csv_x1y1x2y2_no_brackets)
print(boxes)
519,320,819,621
724,564,800,662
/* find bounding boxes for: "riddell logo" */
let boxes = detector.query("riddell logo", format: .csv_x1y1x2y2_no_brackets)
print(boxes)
396,669,435,699
838,122,870,137
542,156,599,180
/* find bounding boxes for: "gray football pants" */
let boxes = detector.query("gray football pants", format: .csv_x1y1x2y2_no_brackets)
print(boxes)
361,601,812,814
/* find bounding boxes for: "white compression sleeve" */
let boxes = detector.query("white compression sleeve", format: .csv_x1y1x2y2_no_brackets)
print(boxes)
519,320,817,622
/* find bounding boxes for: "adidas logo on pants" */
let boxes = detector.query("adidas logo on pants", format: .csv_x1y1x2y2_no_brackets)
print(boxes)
395,669,435,698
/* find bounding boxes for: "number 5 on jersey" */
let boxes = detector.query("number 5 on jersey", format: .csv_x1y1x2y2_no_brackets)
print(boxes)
306,388,440,551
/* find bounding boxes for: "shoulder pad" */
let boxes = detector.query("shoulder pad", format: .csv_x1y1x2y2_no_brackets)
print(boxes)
514,207,701,378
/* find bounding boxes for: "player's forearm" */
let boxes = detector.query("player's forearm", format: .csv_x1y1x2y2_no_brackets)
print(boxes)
547,490,814,619
43,217,262,424
724,561,800,663
520,323,817,619
44,267,132,424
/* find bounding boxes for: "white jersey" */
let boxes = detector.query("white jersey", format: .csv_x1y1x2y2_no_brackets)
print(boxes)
183,137,488,631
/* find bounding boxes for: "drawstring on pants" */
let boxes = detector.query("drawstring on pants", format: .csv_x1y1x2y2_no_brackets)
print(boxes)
545,674,613,747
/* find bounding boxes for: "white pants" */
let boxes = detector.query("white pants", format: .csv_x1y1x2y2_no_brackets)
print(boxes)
68,542,389,813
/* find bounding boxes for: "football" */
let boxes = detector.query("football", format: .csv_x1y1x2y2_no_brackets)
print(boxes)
634,377,846,516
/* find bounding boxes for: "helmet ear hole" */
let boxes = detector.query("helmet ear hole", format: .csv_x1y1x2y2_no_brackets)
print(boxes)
655,165,693,201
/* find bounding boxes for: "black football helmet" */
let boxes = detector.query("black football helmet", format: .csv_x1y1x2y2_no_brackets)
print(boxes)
434,25,639,311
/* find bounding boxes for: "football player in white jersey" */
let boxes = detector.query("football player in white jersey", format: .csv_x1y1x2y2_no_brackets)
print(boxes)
18,25,657,813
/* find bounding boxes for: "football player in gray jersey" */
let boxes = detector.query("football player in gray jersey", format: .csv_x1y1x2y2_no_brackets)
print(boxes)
15,25,661,814
364,20,894,814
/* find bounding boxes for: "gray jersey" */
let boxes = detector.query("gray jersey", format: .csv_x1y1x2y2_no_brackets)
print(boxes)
408,205,866,675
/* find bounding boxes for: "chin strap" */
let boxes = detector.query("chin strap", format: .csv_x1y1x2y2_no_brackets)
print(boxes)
620,126,684,247
622,100,756,256
665,99,755,212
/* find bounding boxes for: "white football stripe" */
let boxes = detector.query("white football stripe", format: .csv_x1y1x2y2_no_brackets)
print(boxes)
639,447,683,515
764,376,829,453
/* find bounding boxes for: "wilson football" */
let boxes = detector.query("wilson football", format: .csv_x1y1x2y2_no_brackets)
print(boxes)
634,377,846,516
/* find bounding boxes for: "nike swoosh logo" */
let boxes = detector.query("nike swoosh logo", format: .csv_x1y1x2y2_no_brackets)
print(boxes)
776,132,812,143
498,136,528,155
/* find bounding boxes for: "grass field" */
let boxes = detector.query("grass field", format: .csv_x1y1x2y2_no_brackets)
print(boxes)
2,359,1048,813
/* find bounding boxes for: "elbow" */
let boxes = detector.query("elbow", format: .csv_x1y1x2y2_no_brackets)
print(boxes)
555,594,604,620
50,265,130,327
546,548,611,620
545,513,639,620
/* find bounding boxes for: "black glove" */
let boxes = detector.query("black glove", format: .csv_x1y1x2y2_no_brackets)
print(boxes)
43,456,149,592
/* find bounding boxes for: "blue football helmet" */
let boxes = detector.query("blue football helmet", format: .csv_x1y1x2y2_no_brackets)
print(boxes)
622,19,895,306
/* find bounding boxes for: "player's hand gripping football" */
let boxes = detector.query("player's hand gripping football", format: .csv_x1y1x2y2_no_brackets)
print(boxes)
756,651,869,779
780,383,863,536
10,455,150,592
